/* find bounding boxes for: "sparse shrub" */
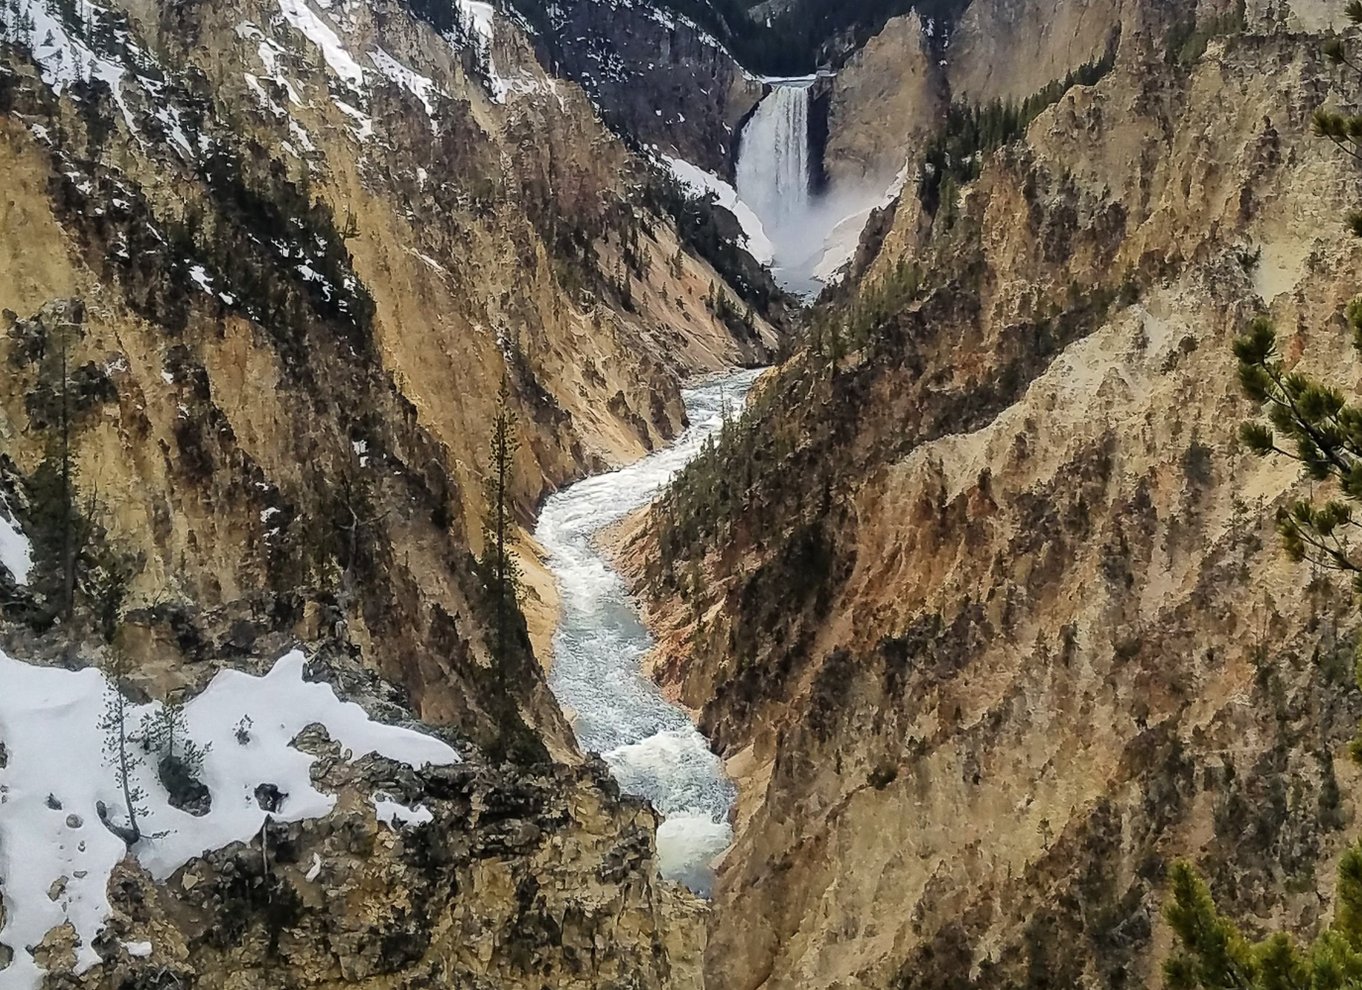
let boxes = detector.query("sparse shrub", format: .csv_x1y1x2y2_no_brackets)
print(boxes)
142,695,212,816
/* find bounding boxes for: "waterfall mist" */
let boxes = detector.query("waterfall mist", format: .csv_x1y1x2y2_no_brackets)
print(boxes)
736,79,890,297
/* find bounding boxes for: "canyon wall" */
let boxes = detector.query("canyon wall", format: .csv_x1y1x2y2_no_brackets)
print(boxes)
528,0,766,178
0,0,779,980
623,0,1362,986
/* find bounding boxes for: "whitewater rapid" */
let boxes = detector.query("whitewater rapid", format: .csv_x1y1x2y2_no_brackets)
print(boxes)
535,368,763,896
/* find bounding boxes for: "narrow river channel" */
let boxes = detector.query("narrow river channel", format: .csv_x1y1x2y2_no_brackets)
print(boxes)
534,367,763,896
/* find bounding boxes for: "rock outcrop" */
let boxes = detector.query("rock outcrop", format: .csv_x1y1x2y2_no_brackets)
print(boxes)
946,0,1124,102
8,643,705,989
528,0,765,178
824,11,943,186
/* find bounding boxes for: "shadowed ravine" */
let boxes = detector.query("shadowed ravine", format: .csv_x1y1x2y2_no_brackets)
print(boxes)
535,367,764,896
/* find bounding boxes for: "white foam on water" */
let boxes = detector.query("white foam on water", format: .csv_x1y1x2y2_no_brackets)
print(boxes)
535,368,763,895
656,813,734,894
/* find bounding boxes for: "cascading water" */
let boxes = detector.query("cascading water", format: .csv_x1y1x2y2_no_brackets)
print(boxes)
733,76,891,297
535,368,764,896
735,81,813,234
735,79,832,297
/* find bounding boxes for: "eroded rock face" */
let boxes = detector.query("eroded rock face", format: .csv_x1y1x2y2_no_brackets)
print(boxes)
946,0,1125,103
622,3,1362,988
0,0,782,734
529,0,765,178
0,0,768,980
824,12,944,186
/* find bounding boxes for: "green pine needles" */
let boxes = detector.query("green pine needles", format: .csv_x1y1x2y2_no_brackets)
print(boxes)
1166,4,1362,987
1234,312,1362,589
1164,852,1362,990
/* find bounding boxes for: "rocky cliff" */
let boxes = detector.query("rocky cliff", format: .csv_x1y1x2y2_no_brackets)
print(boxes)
0,0,781,981
824,11,942,186
620,0,1362,986
518,0,765,179
3,640,706,989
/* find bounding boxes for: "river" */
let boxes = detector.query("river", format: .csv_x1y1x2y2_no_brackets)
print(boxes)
533,367,764,896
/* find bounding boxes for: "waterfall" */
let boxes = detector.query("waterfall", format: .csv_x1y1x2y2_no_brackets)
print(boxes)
732,76,885,297
735,81,813,234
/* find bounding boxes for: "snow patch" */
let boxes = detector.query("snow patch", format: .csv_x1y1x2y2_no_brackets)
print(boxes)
458,0,494,45
331,97,373,140
276,0,365,87
6,0,209,158
0,649,458,989
500,70,565,106
809,161,913,290
188,264,213,295
453,0,509,102
239,22,305,106
408,247,450,275
8,0,140,136
370,46,438,119
243,72,285,117
372,795,434,829
662,155,773,265
0,509,33,585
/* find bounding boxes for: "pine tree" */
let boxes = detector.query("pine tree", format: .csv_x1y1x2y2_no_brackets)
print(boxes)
1163,862,1255,990
1163,848,1362,990
98,648,145,847
1164,7,1362,987
481,376,522,665
141,693,209,779
1232,6,1362,595
94,566,144,847
86,550,145,844
335,464,387,608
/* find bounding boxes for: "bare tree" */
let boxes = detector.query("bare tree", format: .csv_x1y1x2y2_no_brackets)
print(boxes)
98,647,144,846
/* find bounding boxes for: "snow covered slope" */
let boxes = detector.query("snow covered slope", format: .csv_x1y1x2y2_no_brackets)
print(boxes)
0,650,457,989
664,155,774,264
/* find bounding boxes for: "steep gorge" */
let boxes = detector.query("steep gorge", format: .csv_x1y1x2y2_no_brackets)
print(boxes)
617,0,1362,986
8,0,1362,983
